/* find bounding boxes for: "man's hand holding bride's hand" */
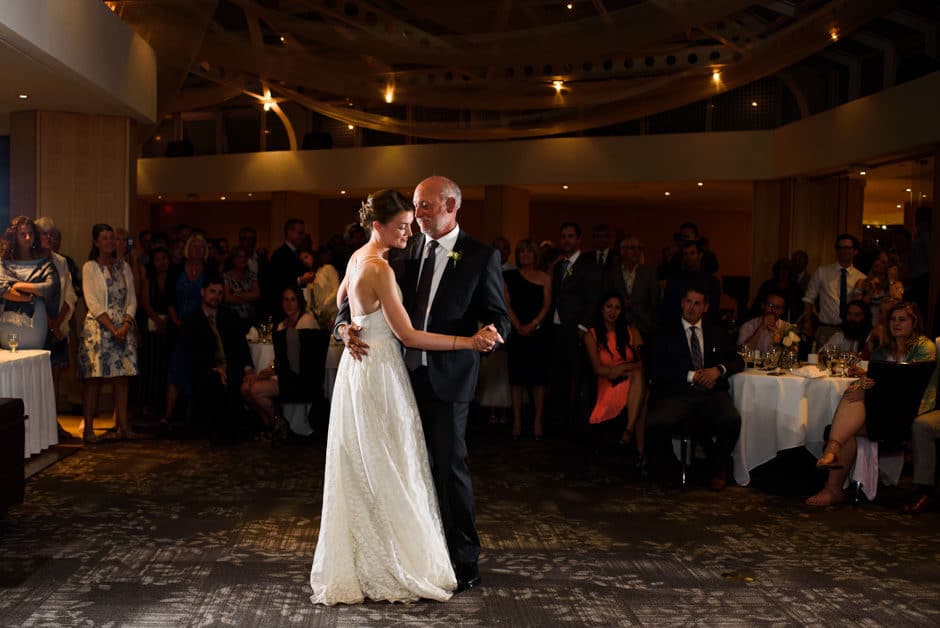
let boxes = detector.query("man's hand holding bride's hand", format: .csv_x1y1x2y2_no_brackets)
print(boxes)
338,323,369,361
471,325,504,352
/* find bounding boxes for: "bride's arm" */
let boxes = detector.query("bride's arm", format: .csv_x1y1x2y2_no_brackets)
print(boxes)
372,263,494,352
336,273,348,310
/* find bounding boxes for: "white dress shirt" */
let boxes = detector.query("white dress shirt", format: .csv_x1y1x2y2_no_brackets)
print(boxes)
803,263,866,326
416,225,461,365
736,317,789,354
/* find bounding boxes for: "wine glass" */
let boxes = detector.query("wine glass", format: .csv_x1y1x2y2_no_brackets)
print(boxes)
7,333,19,352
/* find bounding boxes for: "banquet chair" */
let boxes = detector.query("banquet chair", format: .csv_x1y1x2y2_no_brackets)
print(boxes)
274,328,331,436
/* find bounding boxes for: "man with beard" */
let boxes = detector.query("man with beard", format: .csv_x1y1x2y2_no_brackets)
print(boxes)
736,293,790,354
820,300,871,353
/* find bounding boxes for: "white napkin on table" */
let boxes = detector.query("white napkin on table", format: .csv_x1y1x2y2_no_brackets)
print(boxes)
245,326,260,342
790,364,827,378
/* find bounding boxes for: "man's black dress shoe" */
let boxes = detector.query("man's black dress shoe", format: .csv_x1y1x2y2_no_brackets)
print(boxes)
455,562,481,592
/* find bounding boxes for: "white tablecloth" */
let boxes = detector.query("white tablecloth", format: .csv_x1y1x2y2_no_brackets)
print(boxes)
249,342,275,371
0,349,57,458
730,369,853,485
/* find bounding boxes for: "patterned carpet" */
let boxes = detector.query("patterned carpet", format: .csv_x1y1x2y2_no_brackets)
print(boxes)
1,430,939,627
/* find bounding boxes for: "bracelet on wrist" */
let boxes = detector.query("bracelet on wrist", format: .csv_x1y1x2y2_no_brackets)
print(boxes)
453,335,458,350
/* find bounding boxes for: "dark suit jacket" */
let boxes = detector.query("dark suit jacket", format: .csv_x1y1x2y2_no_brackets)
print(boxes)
647,319,744,398
267,243,305,310
551,252,602,330
390,231,511,402
603,263,660,337
182,306,253,388
661,269,722,326
587,248,620,275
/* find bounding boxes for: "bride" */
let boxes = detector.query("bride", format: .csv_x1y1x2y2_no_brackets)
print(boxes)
309,189,502,605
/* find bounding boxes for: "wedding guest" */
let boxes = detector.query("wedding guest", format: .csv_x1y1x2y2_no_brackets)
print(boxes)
268,218,309,314
854,251,904,326
242,285,318,441
603,235,659,337
802,234,866,347
114,227,131,265
238,226,266,277
808,302,937,506
737,293,790,354
588,224,619,273
666,223,719,275
749,259,802,322
0,216,60,351
299,246,340,328
797,312,820,361
646,284,744,490
821,300,871,353
583,292,646,462
223,245,261,333
661,239,721,326
35,218,78,419
907,373,940,513
78,224,138,443
504,239,552,440
139,246,173,422
865,297,900,358
493,236,516,272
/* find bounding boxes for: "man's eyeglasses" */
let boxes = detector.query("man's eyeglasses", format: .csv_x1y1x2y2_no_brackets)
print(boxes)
765,302,785,311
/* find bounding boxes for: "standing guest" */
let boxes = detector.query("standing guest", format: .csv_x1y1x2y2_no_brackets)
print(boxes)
603,235,659,337
114,227,131,265
182,275,255,442
35,218,77,422
854,252,904,326
802,234,866,347
238,226,266,277
242,285,318,439
646,285,744,490
78,224,138,443
223,246,261,333
583,292,646,461
207,238,227,275
791,250,811,298
661,239,722,326
493,236,516,272
268,218,309,314
549,222,602,430
588,224,619,273
299,246,340,328
139,246,173,421
667,223,719,275
821,300,872,354
749,259,802,322
0,216,60,351
164,234,207,425
737,293,790,354
504,239,552,440
808,302,936,506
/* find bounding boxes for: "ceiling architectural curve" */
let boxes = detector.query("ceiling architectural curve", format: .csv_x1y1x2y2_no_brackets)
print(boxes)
106,0,937,142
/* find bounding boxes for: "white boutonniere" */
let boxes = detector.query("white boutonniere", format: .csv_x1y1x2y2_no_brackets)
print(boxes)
447,250,463,268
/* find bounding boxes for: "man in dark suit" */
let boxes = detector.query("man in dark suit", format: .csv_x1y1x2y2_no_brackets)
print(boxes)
182,275,256,441
267,218,313,315
337,175,510,593
661,239,722,326
549,221,602,428
588,223,619,273
603,234,660,337
646,284,744,490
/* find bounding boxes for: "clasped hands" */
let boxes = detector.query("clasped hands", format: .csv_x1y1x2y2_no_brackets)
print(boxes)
691,366,722,390
339,323,504,362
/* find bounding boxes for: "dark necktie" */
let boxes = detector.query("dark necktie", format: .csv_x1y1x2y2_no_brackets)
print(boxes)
689,325,703,371
560,259,571,280
839,268,848,320
207,313,226,370
405,240,439,370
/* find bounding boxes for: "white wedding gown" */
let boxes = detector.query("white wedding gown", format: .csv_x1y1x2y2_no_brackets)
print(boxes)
309,305,457,605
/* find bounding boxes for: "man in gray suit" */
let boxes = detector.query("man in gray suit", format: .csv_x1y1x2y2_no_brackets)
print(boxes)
603,235,660,337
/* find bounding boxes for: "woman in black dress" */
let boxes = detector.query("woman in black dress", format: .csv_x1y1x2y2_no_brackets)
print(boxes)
504,239,552,441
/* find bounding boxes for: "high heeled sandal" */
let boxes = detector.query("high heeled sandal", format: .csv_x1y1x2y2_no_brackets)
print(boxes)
816,439,844,469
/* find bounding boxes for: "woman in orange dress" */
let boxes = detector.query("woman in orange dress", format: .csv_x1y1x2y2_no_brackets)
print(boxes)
583,292,646,462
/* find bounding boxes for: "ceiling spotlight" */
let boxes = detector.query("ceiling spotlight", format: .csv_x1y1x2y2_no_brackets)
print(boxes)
18,94,28,100
858,170,866,176
830,28,839,42
552,80,564,92
697,182,704,187
384,85,394,103
896,204,902,208
263,102,272,112
280,36,286,43
865,224,871,229
562,185,569,190
341,190,347,195
248,193,253,197
664,191,671,196
905,188,912,192
922,194,927,199
712,70,721,83
157,195,163,200
154,135,162,142
566,3,573,10
881,225,887,230
347,124,354,130
751,101,758,107
220,196,226,201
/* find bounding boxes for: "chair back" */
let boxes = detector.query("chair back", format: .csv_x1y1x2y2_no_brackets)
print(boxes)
864,359,936,445
274,328,331,403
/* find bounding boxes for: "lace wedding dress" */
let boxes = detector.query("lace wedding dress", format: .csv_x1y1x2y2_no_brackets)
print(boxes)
309,304,456,605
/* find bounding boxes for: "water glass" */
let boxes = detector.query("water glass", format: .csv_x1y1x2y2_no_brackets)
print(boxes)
7,333,19,352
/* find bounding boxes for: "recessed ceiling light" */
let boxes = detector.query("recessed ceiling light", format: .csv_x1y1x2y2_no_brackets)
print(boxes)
562,185,569,190
881,225,887,230
280,36,285,43
248,192,253,197
566,3,573,10
341,190,347,195
922,194,927,199
220,196,226,201
712,70,721,83
664,191,671,196
384,86,394,103
697,181,704,187
830,29,839,41
552,80,564,92
18,94,28,100
347,124,354,130
896,204,902,208
157,195,163,200
751,101,758,107
905,188,912,192
858,170,866,176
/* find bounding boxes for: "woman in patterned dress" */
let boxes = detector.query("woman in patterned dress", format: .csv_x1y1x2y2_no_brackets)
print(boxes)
78,224,138,443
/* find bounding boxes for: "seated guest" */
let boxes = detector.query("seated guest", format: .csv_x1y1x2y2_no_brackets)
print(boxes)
0,216,60,351
182,275,255,441
749,259,803,322
797,311,820,361
907,373,940,513
821,300,871,354
647,285,744,490
864,297,899,358
661,239,721,326
299,246,340,327
737,293,790,354
807,302,937,506
242,286,318,440
583,292,646,461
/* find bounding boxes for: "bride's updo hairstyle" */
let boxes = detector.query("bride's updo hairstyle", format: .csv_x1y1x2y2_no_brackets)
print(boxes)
359,189,414,229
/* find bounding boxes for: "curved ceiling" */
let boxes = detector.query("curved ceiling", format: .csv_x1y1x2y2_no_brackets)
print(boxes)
107,0,933,140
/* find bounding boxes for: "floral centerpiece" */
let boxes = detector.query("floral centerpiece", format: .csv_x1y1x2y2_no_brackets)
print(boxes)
770,324,802,370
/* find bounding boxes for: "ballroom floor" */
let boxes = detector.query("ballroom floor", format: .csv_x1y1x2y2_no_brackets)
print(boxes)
2,422,939,627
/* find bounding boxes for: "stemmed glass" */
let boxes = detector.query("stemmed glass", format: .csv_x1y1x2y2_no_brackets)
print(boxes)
7,333,19,352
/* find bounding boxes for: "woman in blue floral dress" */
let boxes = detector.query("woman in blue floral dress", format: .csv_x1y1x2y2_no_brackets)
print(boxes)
78,224,138,443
